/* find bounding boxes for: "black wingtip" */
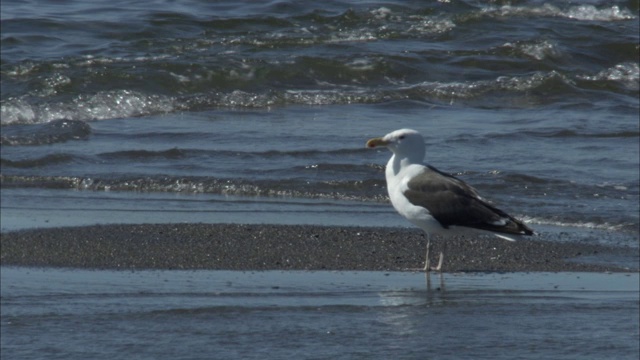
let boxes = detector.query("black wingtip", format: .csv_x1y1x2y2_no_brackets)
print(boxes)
519,222,535,236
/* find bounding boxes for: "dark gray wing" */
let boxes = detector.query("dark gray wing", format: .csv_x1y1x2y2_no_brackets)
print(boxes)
403,165,533,235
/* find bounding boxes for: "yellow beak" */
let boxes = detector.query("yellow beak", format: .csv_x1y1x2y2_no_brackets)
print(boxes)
366,137,389,148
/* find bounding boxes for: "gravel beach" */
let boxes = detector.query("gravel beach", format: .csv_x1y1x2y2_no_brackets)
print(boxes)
1,223,636,272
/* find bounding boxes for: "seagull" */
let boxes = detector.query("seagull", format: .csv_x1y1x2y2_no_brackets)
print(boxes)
366,128,534,272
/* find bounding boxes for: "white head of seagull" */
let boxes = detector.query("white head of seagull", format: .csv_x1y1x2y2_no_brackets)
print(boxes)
367,128,425,163
366,128,534,272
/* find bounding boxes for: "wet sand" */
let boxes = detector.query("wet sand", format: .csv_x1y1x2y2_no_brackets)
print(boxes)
1,223,636,272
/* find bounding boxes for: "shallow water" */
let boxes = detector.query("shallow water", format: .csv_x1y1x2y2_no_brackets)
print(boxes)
1,267,638,359
1,105,638,246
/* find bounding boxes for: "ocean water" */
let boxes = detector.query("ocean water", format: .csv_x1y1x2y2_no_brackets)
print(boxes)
1,0,639,240
1,1,639,358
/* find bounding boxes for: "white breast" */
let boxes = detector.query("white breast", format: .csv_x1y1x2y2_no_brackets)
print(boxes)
385,160,445,234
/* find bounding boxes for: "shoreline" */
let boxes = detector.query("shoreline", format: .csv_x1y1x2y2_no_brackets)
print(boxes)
1,223,637,272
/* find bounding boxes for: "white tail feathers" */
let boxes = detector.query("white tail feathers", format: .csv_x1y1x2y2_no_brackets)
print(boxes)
494,233,517,242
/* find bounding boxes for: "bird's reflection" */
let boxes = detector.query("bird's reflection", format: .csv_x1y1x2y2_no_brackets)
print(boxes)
425,271,445,294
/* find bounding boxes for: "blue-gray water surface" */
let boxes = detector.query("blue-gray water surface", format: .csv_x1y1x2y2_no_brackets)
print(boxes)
2,0,638,239
2,268,639,360
1,1,639,358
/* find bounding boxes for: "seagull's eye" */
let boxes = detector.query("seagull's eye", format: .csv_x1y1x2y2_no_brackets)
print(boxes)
399,135,405,140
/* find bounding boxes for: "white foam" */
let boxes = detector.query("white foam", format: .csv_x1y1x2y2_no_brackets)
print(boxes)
76,54,173,67
503,40,562,61
5,62,36,76
482,4,636,22
578,63,640,90
345,58,376,71
0,98,37,125
0,90,176,125
521,215,630,232
370,7,393,20
408,71,570,100
565,5,636,21
408,18,456,34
